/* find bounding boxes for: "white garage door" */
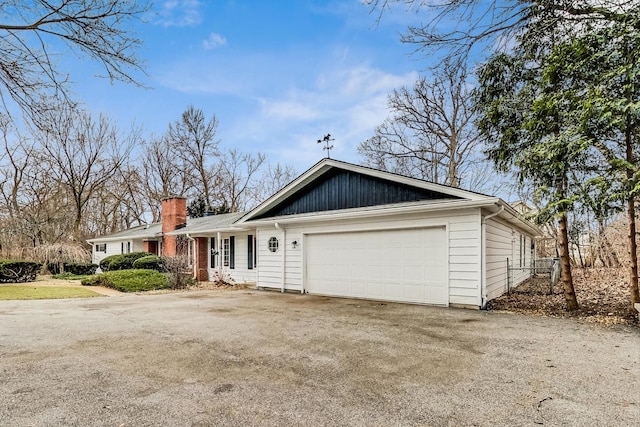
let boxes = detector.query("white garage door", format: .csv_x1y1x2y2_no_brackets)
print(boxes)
305,227,448,305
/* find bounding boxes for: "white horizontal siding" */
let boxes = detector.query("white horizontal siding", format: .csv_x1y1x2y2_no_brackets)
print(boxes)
209,232,257,284
256,228,284,289
255,207,483,306
92,241,125,265
485,219,511,300
485,218,532,301
447,214,481,306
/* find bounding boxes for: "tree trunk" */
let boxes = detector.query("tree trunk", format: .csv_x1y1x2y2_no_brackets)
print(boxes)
626,129,640,306
627,200,639,305
557,212,579,310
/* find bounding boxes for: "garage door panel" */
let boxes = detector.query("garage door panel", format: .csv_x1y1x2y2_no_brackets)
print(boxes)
306,227,448,305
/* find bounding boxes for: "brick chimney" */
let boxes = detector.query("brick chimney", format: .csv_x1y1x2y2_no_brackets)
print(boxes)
161,197,187,257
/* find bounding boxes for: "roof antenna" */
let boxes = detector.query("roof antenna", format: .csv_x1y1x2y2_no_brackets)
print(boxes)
317,133,335,158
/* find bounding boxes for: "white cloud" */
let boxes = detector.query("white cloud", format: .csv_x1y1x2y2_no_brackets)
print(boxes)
154,45,418,167
233,64,418,166
155,0,202,27
202,32,227,50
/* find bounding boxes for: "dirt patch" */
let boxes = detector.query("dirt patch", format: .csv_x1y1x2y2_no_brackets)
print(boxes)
488,268,638,325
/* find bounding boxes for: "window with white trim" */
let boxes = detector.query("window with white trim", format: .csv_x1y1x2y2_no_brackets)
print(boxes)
96,243,106,252
223,238,230,267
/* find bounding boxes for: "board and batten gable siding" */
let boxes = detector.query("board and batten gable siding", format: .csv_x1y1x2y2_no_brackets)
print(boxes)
484,217,532,301
254,207,482,306
255,168,461,219
209,232,257,284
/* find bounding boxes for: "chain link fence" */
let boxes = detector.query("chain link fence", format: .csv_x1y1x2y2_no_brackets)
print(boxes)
507,257,561,294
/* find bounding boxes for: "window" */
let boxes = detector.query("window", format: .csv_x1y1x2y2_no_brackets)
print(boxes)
248,234,254,270
96,244,106,252
519,235,525,267
223,238,230,267
268,237,279,253
210,237,216,268
229,236,235,269
254,236,257,267
127,241,131,254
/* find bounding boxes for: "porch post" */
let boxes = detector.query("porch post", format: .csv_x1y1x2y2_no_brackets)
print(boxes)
194,237,209,281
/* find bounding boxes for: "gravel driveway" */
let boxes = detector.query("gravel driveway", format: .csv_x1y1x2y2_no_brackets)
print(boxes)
0,289,638,426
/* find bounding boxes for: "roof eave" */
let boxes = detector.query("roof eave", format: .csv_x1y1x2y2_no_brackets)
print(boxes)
236,159,491,224
243,198,501,226
168,226,252,236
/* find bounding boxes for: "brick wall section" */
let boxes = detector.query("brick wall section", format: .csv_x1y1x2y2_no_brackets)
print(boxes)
143,240,158,255
161,197,187,257
194,237,209,281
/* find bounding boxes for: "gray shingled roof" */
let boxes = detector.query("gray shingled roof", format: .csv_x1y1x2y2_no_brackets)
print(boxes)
168,211,247,235
87,222,162,243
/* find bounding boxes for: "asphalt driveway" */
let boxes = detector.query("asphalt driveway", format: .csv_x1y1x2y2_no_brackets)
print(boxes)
0,290,638,426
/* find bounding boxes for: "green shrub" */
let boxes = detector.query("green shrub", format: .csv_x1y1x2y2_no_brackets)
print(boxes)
132,255,165,271
0,260,42,283
99,252,152,272
81,269,169,292
47,262,98,276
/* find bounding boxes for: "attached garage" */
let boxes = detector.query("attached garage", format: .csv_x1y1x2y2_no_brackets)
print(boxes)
234,158,541,308
305,228,448,305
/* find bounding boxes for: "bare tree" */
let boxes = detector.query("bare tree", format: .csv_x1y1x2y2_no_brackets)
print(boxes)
359,61,487,190
168,106,220,209
0,0,148,123
35,105,135,241
140,135,192,222
256,162,298,202
217,149,266,211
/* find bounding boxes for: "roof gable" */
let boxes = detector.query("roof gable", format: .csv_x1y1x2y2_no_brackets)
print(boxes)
241,159,489,222
253,168,462,219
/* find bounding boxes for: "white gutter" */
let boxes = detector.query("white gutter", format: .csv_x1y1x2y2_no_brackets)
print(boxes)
275,222,286,292
481,205,504,309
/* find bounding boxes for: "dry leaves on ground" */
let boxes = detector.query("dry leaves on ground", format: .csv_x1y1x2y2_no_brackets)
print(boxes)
488,268,639,325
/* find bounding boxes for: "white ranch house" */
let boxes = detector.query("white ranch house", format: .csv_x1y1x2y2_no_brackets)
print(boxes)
88,159,540,308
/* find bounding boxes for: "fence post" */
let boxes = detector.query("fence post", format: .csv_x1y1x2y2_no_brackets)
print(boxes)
506,257,511,295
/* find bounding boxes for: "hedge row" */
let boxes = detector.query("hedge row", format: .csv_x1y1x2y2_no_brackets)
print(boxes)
81,269,169,292
132,255,165,271
99,252,153,272
0,260,42,283
48,262,98,276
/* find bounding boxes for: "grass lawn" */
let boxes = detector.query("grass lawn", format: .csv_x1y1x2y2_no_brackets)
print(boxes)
0,285,103,300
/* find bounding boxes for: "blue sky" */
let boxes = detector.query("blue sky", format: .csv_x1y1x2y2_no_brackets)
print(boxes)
69,0,429,171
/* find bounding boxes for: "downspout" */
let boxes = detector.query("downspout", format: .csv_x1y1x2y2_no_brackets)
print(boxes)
186,233,196,279
481,205,504,309
275,222,286,292
217,231,222,276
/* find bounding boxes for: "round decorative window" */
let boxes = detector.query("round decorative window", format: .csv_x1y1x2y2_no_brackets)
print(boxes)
268,237,279,253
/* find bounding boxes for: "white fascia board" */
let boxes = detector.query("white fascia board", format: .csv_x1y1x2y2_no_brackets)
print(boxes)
332,160,490,201
86,235,159,244
237,158,492,224
243,198,501,226
167,226,251,236
493,200,544,237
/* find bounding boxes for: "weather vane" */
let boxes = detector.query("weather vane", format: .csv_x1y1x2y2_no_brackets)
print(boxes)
317,133,335,158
